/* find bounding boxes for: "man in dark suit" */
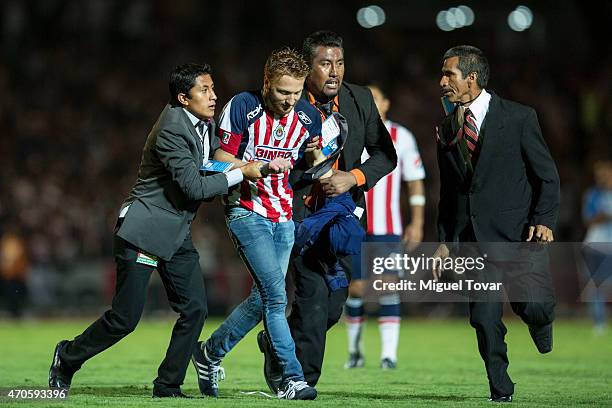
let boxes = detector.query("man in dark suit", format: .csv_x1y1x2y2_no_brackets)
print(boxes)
48,63,262,398
257,31,397,390
434,45,560,402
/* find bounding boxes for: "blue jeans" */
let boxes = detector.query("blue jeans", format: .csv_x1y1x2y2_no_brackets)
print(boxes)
205,206,304,383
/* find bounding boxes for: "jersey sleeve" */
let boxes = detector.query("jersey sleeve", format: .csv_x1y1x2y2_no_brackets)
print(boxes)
296,104,323,159
218,94,249,156
307,109,322,142
398,126,425,181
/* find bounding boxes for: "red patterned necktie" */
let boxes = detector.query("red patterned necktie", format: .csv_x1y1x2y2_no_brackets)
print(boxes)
458,108,479,165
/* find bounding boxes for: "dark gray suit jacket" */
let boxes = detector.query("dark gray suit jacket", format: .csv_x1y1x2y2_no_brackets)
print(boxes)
290,82,397,226
117,104,229,260
437,92,560,243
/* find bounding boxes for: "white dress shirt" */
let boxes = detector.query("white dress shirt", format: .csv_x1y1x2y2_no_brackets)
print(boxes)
456,88,491,132
182,108,243,187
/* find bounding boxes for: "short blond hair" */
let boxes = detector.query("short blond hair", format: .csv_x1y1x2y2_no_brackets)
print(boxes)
264,48,309,84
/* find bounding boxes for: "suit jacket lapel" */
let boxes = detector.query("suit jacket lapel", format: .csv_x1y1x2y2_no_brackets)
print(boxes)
440,112,467,183
471,93,504,182
338,85,359,170
208,120,220,154
179,107,204,158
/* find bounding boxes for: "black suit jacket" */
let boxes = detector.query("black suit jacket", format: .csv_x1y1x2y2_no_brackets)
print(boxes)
117,104,229,260
290,82,397,225
437,92,560,243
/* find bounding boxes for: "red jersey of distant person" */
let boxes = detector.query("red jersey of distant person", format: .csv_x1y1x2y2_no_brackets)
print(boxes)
362,120,426,236
219,91,322,222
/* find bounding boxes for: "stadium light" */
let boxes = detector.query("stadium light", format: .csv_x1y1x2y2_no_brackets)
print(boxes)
445,8,459,29
450,7,467,27
458,5,475,26
436,5,475,31
436,11,453,31
508,5,533,31
517,5,533,24
357,5,386,29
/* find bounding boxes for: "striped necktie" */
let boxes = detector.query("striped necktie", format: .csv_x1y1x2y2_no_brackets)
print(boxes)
196,120,206,138
196,120,209,163
459,108,479,165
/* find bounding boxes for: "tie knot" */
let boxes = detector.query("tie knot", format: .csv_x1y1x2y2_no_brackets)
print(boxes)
196,120,206,134
464,108,474,120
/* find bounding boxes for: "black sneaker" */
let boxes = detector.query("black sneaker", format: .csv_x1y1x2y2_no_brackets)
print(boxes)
488,395,513,402
49,340,75,389
277,380,317,400
380,358,397,369
192,341,225,397
528,323,553,354
344,352,365,369
257,330,282,393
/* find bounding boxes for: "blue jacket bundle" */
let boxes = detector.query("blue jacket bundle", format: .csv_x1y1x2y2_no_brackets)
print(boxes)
294,192,365,291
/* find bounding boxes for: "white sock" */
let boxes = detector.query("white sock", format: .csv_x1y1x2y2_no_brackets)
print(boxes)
346,297,364,354
378,319,400,361
379,293,400,361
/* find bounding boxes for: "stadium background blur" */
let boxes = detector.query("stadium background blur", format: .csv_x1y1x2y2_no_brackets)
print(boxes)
0,0,610,317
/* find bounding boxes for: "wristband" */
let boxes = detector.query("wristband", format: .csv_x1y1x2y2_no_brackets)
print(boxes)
409,195,426,206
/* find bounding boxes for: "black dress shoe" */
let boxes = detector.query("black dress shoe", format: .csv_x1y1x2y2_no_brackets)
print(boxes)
256,330,282,393
488,395,513,402
152,388,192,398
49,340,75,389
528,323,553,354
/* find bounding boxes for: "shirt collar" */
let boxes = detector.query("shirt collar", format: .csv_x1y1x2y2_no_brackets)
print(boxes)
307,92,339,112
464,89,491,130
182,108,209,128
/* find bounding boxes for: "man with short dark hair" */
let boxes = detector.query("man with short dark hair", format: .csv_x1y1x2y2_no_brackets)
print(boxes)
48,63,263,398
258,31,397,390
434,45,560,402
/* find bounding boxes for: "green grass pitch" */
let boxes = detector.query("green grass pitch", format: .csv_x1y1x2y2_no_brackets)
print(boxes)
1,318,610,407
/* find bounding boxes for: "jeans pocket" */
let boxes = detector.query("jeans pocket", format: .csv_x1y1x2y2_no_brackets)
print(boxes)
225,206,254,225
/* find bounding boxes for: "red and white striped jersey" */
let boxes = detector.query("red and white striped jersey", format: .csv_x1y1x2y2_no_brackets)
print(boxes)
218,91,322,222
362,120,425,235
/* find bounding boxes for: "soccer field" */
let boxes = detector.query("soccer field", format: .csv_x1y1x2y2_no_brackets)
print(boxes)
1,318,610,407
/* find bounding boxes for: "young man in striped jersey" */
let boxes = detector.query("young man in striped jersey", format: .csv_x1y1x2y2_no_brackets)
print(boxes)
345,85,426,369
191,48,321,400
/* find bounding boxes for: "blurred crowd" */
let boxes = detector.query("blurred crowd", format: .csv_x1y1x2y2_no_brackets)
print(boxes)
1,0,610,316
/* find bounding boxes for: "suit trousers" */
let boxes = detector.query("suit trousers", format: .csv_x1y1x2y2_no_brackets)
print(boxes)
60,231,207,392
463,238,555,398
287,252,349,386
